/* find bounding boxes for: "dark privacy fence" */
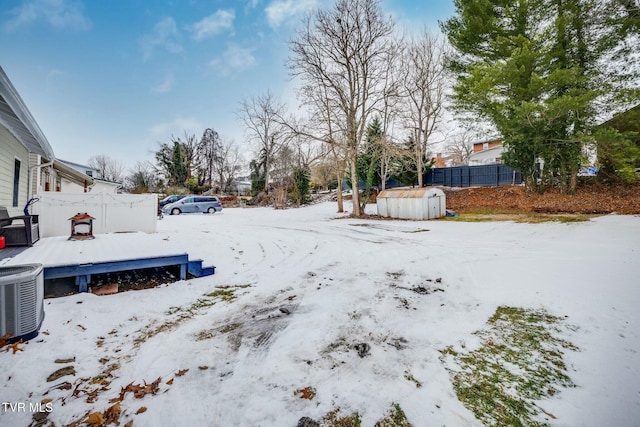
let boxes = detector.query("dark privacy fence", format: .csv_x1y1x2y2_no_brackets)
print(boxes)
425,165,523,187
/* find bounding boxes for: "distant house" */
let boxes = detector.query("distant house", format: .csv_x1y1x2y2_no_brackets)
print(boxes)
431,153,450,168
0,67,91,215
57,159,99,179
57,159,121,193
468,138,504,166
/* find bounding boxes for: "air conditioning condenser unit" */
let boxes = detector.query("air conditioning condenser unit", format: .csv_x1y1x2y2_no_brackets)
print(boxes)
0,263,45,342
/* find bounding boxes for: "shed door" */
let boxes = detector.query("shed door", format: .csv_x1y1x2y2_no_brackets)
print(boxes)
429,195,441,219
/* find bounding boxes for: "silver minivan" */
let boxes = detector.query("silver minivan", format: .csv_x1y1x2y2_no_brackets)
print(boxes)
163,196,223,215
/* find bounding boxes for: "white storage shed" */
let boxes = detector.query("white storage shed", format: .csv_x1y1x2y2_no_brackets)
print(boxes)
377,187,446,220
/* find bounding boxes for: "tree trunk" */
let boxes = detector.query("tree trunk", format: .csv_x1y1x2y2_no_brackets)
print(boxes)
350,158,361,216
264,154,270,194
569,168,578,195
336,174,344,213
416,138,424,187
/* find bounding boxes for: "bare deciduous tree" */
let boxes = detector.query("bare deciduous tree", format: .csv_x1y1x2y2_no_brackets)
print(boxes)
174,133,199,182
288,0,395,216
197,128,220,186
400,29,449,186
446,130,475,166
238,91,288,194
211,137,243,193
88,154,126,182
125,161,157,193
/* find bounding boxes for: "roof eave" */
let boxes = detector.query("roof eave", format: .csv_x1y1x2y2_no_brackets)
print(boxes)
53,160,95,187
0,67,55,159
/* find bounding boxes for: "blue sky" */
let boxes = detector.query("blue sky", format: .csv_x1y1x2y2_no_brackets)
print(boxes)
1,0,455,171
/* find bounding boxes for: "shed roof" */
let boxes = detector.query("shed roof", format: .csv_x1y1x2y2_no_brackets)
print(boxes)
0,67,55,160
378,187,444,199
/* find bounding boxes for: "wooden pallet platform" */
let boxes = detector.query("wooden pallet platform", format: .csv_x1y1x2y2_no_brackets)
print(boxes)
1,233,215,293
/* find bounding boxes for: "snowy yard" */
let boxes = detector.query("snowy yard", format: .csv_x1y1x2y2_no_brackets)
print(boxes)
1,202,639,426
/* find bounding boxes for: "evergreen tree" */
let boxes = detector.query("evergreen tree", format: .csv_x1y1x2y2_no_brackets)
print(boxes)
249,150,267,197
155,140,189,187
441,0,639,192
292,166,311,205
596,105,640,182
393,135,433,187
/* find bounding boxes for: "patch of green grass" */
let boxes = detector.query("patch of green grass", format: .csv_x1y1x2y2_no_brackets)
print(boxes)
144,285,252,345
440,306,578,426
190,284,252,310
446,211,594,223
205,289,237,302
321,409,362,427
374,403,413,427
312,404,412,427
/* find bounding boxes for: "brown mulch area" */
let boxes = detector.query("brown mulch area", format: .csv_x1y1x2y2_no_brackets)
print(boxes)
443,182,640,214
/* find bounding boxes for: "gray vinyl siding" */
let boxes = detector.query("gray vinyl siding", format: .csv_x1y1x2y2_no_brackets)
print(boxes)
0,124,30,215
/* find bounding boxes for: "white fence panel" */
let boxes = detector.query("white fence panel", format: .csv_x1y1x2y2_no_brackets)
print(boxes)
32,193,158,238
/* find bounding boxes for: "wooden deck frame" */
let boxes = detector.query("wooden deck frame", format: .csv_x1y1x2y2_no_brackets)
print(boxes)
43,254,215,292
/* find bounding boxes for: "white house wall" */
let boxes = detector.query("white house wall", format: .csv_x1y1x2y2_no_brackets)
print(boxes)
468,147,504,166
92,181,119,193
59,177,87,193
31,192,157,238
0,124,30,215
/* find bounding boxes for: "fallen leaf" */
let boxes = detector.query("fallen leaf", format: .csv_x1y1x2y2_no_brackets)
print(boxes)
175,369,189,377
0,333,10,348
136,406,148,414
104,402,122,424
47,366,76,382
77,324,87,331
85,412,104,426
295,386,316,400
117,377,163,401
8,340,24,354
166,378,174,385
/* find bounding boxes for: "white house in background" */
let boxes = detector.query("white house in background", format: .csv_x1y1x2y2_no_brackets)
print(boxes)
0,66,91,215
468,138,505,166
57,159,122,193
57,159,99,179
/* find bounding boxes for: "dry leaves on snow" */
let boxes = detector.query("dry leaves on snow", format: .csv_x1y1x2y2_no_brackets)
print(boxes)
294,386,317,400
110,377,162,403
0,333,25,354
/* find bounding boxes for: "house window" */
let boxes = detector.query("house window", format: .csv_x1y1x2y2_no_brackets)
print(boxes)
86,170,93,177
483,142,489,150
13,158,21,207
56,176,61,192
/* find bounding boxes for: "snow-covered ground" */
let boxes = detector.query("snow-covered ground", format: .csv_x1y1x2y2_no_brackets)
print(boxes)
1,202,639,426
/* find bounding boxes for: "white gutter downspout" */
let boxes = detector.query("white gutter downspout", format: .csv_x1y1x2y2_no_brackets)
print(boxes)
28,158,54,200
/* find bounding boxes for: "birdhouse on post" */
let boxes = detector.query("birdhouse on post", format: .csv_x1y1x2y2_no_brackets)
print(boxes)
68,213,95,240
